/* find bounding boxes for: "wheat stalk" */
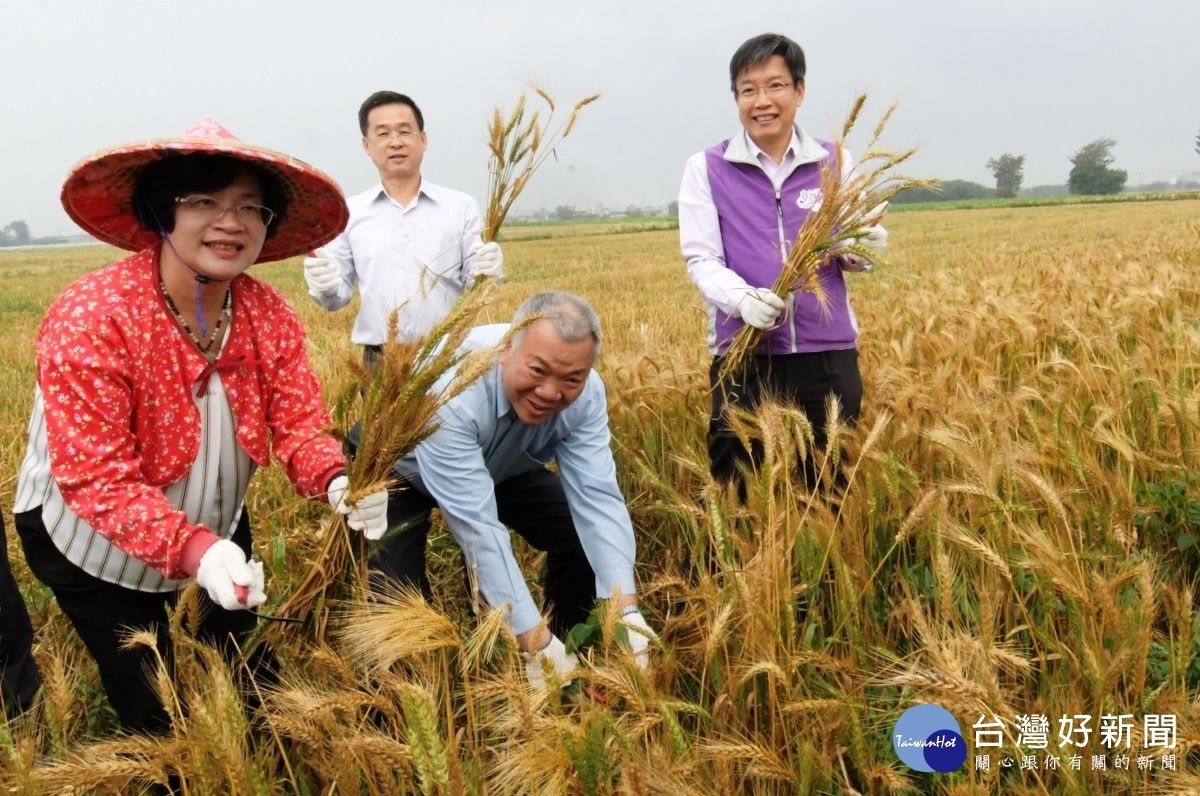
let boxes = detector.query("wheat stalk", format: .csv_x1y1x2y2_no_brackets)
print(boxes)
483,86,601,244
400,682,452,794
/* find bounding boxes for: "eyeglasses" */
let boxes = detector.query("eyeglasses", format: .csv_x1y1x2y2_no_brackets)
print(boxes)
735,81,796,102
174,195,276,226
369,129,421,143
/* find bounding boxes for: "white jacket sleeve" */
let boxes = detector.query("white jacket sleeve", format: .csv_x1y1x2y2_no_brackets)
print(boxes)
678,152,756,315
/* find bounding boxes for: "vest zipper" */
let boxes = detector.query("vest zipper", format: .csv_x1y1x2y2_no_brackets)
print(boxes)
775,187,797,352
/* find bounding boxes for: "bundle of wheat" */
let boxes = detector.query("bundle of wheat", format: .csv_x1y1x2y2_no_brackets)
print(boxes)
272,284,499,639
483,87,601,244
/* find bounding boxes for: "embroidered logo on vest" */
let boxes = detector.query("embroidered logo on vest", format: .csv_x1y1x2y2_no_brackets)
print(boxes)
796,188,823,210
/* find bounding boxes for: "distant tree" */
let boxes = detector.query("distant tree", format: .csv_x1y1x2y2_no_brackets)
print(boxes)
891,179,992,204
667,200,679,217
985,153,1025,198
553,205,578,221
1072,138,1118,168
1068,138,1127,195
2,220,30,245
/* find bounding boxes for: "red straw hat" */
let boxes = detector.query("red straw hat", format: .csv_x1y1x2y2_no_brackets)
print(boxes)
60,119,349,262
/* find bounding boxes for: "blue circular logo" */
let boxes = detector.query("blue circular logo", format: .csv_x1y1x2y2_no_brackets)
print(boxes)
892,704,967,773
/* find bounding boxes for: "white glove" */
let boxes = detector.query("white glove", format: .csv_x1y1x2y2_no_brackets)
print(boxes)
523,634,579,691
195,540,266,611
303,256,342,298
327,474,390,541
618,608,657,670
853,224,888,252
837,224,887,273
736,288,786,330
467,241,504,279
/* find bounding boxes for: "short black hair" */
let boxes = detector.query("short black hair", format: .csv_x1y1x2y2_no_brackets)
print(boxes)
132,153,288,239
729,33,806,92
358,91,425,135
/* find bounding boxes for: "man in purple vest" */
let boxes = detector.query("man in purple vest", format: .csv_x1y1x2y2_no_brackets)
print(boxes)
678,32,889,489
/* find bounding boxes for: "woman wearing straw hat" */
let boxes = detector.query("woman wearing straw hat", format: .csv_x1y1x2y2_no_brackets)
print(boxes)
11,120,389,733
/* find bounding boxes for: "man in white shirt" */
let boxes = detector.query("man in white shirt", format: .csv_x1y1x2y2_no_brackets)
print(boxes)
303,91,504,361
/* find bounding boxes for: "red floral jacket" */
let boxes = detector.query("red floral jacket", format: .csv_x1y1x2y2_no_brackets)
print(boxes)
36,245,345,578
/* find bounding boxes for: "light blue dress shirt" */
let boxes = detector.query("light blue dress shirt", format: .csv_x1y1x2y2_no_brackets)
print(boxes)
395,324,637,634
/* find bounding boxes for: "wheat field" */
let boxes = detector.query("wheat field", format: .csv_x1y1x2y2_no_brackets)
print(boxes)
1,200,1199,794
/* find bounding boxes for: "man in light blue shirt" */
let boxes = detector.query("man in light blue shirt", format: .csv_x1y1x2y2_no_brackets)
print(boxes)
385,291,654,688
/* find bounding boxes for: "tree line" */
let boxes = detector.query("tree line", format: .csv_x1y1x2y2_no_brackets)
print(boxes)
896,132,1200,204
0,220,72,248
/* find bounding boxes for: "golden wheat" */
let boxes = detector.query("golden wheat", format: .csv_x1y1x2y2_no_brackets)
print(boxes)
2,198,1200,792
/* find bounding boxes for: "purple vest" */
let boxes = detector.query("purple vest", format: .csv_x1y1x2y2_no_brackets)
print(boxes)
705,139,858,355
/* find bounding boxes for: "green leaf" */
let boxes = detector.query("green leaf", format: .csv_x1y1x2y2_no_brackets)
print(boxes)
566,616,601,654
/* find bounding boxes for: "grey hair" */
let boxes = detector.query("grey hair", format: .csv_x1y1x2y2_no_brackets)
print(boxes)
511,291,602,357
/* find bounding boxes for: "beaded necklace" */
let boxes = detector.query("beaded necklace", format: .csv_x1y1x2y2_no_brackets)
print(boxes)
161,280,232,361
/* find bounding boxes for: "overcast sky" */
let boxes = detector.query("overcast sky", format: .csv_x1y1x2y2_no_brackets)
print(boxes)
3,0,1198,237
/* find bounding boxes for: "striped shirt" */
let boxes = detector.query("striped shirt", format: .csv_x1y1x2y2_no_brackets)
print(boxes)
16,375,252,592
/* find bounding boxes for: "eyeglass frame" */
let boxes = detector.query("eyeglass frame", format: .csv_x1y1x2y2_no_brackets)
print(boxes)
173,194,276,227
734,80,798,102
367,128,423,143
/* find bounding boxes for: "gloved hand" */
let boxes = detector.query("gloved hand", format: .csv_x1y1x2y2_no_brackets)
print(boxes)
837,223,887,273
303,256,342,298
736,288,786,330
852,224,888,252
195,539,266,611
327,474,390,541
835,201,889,253
523,634,579,691
618,608,657,670
467,241,505,280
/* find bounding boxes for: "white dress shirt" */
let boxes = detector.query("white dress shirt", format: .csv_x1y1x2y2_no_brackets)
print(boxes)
312,180,485,344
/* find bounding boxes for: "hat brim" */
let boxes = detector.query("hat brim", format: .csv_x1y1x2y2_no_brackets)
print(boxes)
61,137,349,263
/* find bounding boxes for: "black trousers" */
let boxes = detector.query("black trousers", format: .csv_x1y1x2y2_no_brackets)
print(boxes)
0,513,41,718
15,507,274,734
370,468,597,640
709,348,862,488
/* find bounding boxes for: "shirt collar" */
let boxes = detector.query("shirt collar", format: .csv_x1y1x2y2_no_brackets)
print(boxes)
724,125,829,167
744,128,800,166
369,178,447,208
491,363,515,421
